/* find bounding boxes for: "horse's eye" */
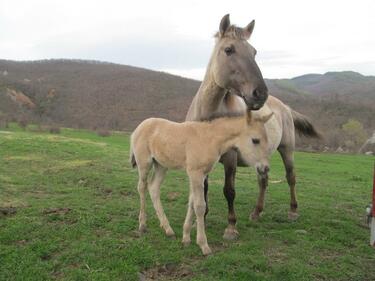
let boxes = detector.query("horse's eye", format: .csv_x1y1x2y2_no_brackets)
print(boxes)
224,47,234,56
252,138,260,144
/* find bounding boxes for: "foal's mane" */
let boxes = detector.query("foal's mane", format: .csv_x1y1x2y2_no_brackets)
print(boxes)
200,111,244,122
214,25,247,40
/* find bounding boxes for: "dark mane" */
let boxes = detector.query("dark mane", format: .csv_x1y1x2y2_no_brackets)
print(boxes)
214,25,247,40
200,111,244,122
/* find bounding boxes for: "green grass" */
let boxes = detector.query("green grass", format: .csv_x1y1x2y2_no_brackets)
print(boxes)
0,125,374,281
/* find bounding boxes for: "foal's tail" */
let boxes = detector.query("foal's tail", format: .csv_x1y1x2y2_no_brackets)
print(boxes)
129,134,137,168
291,110,322,139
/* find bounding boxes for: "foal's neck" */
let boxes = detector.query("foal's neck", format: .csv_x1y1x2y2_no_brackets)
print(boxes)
208,116,246,154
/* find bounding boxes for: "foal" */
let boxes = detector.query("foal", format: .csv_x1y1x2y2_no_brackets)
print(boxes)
130,111,272,255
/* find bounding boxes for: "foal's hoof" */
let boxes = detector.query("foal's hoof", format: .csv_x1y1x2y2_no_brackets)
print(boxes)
288,211,299,221
223,227,239,240
201,246,212,256
139,225,147,234
165,228,176,239
250,212,261,221
166,233,176,240
182,239,191,247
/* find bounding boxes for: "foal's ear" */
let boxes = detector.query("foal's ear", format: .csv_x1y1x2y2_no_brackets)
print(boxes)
219,14,231,36
243,20,255,39
255,112,274,124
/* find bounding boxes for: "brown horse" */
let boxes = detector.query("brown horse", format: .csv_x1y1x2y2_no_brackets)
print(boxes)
130,111,273,255
186,14,320,240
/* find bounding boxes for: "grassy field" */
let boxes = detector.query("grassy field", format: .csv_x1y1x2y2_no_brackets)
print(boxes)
0,124,374,281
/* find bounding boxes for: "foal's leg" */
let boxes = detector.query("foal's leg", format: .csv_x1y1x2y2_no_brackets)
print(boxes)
137,162,152,233
188,170,211,255
182,190,194,246
148,162,175,237
278,146,299,220
250,171,269,221
222,151,239,240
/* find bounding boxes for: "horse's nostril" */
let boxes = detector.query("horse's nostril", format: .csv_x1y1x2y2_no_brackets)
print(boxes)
253,89,259,98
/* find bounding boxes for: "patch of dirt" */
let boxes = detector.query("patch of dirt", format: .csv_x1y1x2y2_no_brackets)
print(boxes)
140,240,230,280
120,190,134,197
15,239,28,246
43,207,71,215
141,262,193,280
0,207,17,217
102,188,112,195
167,192,180,201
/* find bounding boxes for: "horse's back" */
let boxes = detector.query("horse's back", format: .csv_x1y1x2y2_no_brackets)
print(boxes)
264,96,295,150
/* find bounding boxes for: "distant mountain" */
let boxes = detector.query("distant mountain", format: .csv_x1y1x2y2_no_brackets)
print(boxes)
0,59,374,150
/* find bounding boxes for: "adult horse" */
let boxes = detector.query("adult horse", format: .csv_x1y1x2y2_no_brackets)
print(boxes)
186,14,320,240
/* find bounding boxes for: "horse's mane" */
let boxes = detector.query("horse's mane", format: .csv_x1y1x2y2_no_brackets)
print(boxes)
200,111,244,122
214,25,247,40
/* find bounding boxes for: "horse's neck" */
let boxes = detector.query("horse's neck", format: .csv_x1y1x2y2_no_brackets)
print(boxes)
187,68,227,121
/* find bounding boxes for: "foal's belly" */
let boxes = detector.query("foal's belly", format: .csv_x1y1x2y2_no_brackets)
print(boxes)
151,150,186,170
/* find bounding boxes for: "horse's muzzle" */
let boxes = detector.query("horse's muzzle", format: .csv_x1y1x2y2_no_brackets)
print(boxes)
243,87,268,110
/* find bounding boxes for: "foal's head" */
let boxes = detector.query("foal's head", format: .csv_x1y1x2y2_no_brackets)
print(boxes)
237,111,273,175
210,14,268,110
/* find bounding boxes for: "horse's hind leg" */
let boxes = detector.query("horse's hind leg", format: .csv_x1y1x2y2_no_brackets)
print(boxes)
148,162,175,237
204,176,209,219
222,151,239,240
137,161,152,234
278,146,299,220
250,169,269,221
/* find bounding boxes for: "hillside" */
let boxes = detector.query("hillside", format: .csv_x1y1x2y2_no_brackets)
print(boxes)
0,59,374,150
0,59,200,129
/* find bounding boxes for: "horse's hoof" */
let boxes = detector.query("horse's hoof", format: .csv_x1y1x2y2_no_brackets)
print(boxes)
139,225,147,234
250,212,260,221
288,211,299,221
223,227,239,240
201,246,212,256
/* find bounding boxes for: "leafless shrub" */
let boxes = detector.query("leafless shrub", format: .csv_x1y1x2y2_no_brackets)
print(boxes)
18,118,28,130
97,129,111,137
49,126,61,134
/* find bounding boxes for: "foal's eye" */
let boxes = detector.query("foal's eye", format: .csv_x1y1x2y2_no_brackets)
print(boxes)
252,138,260,144
224,46,234,56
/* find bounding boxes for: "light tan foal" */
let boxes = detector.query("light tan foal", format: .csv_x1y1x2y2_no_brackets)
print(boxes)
130,111,272,255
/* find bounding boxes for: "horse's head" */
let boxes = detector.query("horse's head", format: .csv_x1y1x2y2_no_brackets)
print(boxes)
211,14,268,110
237,111,273,176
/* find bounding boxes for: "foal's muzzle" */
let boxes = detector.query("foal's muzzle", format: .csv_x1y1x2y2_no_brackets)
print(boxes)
256,164,269,177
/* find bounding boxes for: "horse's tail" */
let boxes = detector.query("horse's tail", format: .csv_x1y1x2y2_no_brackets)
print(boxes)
129,134,137,168
291,110,322,139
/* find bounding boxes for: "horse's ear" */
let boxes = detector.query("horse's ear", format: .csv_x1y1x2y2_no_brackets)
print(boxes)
219,14,230,36
243,20,255,39
256,112,274,124
246,110,252,124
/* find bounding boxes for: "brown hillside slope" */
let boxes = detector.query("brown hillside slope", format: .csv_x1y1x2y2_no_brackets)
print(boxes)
0,59,374,150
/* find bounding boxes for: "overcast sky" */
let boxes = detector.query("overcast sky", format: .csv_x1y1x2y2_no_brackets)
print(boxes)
1,0,374,80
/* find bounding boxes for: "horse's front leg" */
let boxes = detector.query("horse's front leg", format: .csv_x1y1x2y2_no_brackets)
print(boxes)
221,151,239,240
